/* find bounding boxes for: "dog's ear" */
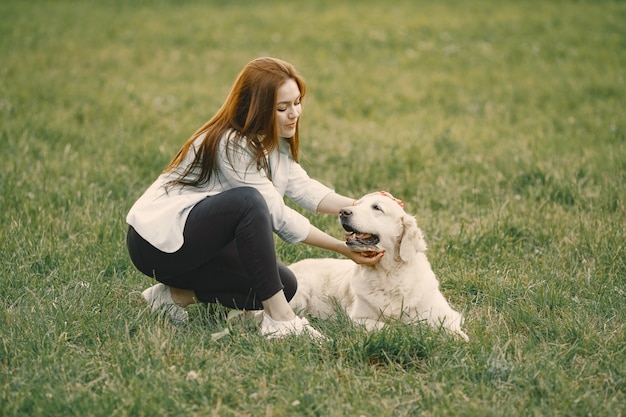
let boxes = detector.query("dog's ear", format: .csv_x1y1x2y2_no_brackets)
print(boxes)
398,215,427,262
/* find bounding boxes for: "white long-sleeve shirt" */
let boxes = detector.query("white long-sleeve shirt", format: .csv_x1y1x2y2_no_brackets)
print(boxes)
126,130,334,253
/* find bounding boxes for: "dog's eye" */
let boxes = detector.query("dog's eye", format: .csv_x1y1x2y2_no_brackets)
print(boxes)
372,204,384,212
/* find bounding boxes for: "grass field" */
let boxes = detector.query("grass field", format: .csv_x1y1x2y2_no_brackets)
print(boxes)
1,0,625,416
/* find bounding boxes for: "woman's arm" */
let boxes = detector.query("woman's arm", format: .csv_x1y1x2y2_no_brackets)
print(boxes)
315,192,355,215
302,224,384,266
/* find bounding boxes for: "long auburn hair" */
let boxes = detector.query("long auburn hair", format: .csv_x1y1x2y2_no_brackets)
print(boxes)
164,57,306,188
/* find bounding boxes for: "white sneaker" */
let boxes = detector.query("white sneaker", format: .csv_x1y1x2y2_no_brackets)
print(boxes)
260,312,327,340
141,283,189,325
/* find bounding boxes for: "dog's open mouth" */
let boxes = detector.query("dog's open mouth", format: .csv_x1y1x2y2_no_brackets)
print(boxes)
343,224,380,252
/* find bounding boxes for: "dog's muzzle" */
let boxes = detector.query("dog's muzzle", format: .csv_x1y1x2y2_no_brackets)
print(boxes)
340,209,380,251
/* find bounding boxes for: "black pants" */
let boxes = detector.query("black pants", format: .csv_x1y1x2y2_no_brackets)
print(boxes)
126,187,297,310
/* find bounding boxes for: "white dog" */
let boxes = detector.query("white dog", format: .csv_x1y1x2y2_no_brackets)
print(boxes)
289,192,469,341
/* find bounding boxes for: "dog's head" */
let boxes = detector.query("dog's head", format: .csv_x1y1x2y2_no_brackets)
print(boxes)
340,192,427,262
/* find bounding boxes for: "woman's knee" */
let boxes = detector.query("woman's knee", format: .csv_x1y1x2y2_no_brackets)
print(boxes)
235,187,271,222
238,187,267,207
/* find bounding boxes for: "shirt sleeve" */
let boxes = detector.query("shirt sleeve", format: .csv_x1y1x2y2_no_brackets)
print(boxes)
284,160,335,213
218,136,312,244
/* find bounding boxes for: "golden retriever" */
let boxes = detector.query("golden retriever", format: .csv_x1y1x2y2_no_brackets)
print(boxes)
289,192,469,341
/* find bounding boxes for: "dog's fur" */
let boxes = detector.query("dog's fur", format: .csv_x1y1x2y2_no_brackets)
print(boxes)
289,192,469,341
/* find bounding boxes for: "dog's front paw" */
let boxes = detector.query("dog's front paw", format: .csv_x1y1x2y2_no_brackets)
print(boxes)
455,329,470,342
445,321,469,342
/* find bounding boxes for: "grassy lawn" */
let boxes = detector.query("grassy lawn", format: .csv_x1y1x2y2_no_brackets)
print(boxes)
1,0,624,415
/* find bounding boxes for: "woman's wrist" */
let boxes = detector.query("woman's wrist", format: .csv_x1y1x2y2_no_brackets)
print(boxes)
336,240,352,257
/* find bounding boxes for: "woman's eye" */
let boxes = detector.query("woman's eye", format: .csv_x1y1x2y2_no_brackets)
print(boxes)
277,100,301,112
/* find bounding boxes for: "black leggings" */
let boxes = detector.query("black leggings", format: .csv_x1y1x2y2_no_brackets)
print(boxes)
126,187,297,310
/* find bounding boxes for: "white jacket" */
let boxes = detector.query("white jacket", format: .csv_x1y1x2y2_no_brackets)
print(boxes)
126,131,334,252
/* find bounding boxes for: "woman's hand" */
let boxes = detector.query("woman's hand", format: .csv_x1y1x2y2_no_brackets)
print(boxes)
303,225,384,266
340,245,384,266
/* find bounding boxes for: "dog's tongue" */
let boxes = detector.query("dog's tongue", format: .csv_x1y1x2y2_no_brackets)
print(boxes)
345,232,373,242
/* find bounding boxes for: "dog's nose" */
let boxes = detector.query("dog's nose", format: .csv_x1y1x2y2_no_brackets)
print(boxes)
340,208,352,218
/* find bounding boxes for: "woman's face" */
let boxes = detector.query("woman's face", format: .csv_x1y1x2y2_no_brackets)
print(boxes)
275,79,302,138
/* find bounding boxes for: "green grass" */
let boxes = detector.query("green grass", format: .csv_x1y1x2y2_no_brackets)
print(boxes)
1,0,624,415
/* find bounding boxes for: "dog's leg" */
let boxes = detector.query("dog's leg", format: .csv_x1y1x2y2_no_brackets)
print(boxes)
348,297,386,331
421,290,469,341
361,317,385,331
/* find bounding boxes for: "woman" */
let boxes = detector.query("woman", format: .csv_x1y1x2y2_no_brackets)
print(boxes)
126,57,383,339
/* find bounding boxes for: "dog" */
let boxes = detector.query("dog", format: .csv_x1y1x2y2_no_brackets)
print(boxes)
289,192,469,341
